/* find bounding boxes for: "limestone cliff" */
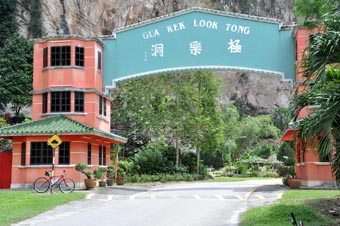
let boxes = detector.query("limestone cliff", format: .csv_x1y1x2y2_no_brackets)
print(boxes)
16,0,295,115
17,0,295,37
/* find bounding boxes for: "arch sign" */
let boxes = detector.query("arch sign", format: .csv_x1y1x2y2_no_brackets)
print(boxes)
102,7,295,88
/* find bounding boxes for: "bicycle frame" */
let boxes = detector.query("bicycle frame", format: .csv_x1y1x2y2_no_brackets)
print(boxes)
45,170,65,188
34,170,75,193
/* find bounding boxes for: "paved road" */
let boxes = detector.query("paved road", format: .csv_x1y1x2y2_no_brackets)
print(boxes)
13,179,285,226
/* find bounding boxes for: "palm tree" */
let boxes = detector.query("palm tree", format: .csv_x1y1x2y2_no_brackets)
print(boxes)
301,10,340,82
290,7,340,181
295,68,340,181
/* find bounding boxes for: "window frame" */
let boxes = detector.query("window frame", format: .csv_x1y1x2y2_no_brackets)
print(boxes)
87,143,92,165
51,46,71,67
50,91,71,112
58,142,70,165
75,46,85,67
97,51,102,70
30,142,53,165
21,142,26,166
74,91,84,112
42,93,48,113
43,47,48,68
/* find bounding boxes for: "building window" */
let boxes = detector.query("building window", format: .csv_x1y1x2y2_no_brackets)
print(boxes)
75,46,84,67
43,47,48,68
103,146,106,165
103,98,107,117
99,145,103,165
58,142,70,164
30,142,53,165
99,96,106,117
51,91,71,112
51,46,71,66
21,142,26,166
99,96,103,115
75,92,84,112
97,51,102,70
42,93,48,113
87,143,92,165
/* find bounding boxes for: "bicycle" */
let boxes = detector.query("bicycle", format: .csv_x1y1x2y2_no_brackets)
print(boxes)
291,212,304,226
33,170,75,193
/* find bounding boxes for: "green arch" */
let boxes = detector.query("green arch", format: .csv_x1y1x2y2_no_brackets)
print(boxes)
101,8,295,88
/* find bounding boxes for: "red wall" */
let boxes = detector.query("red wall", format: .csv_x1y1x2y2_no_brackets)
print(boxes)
0,152,12,189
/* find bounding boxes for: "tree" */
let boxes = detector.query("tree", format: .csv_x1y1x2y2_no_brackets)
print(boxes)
0,33,33,115
296,68,340,180
0,0,18,47
294,0,339,27
182,71,223,174
112,71,223,174
271,107,290,132
290,8,340,181
21,0,44,38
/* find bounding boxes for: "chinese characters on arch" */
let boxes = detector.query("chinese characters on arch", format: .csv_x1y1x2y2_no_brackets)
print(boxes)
147,39,242,60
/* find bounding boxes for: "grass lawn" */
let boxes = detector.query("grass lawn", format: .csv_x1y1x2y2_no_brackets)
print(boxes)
0,190,86,226
241,189,340,226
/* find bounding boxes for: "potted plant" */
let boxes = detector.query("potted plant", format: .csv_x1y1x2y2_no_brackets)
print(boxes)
116,167,126,185
282,164,301,189
75,162,97,190
106,166,115,186
94,168,107,187
116,161,128,185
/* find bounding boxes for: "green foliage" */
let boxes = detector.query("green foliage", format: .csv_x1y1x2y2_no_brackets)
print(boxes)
271,107,290,132
0,0,18,47
301,11,340,81
106,166,115,179
277,141,295,162
132,148,167,174
294,0,339,27
0,33,33,115
118,160,131,176
126,173,200,183
113,71,224,173
75,162,92,179
93,168,107,181
21,0,44,38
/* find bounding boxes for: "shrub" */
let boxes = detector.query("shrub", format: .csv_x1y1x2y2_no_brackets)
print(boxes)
132,149,166,174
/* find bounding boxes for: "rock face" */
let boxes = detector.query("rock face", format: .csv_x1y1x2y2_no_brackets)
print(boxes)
217,71,293,115
17,0,295,37
16,0,295,114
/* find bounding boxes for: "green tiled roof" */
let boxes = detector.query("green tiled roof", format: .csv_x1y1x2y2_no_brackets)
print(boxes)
0,115,127,143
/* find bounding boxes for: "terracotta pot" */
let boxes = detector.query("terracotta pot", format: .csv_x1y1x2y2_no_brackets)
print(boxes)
84,179,97,190
116,176,125,185
287,178,301,188
99,181,107,187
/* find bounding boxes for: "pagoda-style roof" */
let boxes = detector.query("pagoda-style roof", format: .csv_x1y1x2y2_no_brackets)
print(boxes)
0,115,127,144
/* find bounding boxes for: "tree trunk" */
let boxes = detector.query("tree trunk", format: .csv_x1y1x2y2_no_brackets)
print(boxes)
196,146,200,175
175,135,179,167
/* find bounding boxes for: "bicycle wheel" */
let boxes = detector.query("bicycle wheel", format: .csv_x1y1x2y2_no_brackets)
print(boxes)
59,178,75,193
33,177,50,193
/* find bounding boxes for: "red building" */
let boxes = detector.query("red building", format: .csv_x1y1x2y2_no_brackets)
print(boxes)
0,36,126,189
281,27,336,188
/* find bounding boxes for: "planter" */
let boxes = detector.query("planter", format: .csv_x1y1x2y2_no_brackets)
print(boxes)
116,176,125,185
107,179,114,186
84,179,97,190
98,181,107,187
287,178,302,188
